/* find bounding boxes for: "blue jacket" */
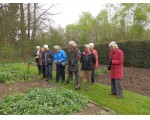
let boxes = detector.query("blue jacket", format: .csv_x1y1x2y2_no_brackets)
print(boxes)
54,50,67,65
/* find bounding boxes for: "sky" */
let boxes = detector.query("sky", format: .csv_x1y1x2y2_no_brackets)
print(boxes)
2,0,150,28
48,0,106,28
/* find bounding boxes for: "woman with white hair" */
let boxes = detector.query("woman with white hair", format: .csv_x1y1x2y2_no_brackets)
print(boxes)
75,44,96,91
89,43,99,84
108,41,124,98
53,45,67,83
35,46,42,75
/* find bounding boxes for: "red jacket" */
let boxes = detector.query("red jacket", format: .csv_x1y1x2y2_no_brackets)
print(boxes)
91,49,99,68
110,48,124,79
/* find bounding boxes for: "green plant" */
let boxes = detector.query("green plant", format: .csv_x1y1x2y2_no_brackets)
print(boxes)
0,88,89,115
0,72,14,82
0,64,33,83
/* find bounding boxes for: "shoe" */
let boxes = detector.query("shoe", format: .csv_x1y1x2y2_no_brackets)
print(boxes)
64,82,69,85
75,87,81,90
85,88,89,91
55,81,58,83
116,95,123,98
109,93,116,95
91,82,95,84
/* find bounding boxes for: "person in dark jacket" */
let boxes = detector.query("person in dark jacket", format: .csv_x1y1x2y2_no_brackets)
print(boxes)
43,44,53,81
65,41,81,86
53,45,67,83
75,44,96,91
108,41,124,98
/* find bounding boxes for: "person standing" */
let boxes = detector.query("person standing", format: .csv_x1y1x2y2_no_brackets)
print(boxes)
35,46,42,75
108,41,124,98
53,45,67,84
43,45,53,81
65,41,80,87
38,47,44,76
75,44,96,91
89,43,98,84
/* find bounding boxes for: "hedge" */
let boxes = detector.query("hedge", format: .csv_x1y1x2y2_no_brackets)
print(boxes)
63,40,150,69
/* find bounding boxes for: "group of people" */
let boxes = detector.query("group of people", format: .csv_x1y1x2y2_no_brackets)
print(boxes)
35,40,124,98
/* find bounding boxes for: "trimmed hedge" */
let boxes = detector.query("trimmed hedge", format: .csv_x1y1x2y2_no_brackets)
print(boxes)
63,40,150,69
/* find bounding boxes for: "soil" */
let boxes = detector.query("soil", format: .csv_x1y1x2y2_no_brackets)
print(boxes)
0,77,111,115
96,65,150,97
0,79,56,100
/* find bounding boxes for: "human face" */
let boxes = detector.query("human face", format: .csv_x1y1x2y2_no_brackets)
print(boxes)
54,48,59,53
109,46,116,52
36,48,40,51
69,44,74,49
41,48,44,52
84,48,90,52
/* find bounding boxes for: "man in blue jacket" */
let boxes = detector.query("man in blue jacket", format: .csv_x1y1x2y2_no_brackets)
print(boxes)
53,45,67,83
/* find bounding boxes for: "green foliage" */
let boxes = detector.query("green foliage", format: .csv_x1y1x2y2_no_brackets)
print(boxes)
64,40,150,68
0,63,33,84
95,68,109,76
0,88,89,115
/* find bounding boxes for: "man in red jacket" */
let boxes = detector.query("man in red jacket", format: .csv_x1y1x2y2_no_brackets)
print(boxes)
108,41,124,98
89,43,99,84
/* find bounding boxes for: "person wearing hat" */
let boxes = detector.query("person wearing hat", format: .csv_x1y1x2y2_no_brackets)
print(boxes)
42,44,53,81
53,45,67,84
108,41,124,98
65,41,81,87
75,44,96,91
89,43,99,84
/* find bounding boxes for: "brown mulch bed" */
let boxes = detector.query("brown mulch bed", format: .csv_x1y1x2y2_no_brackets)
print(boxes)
96,65,150,97
0,79,55,100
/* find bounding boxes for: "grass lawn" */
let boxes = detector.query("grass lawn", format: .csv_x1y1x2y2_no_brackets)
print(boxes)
2,63,150,115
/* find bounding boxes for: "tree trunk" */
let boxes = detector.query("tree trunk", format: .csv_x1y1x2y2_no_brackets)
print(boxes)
32,3,37,41
27,3,31,41
20,3,26,41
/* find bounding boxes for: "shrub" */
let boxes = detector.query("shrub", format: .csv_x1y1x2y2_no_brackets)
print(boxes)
63,40,150,68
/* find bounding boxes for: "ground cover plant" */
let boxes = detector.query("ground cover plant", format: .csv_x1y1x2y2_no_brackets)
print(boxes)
0,63,34,84
0,88,89,115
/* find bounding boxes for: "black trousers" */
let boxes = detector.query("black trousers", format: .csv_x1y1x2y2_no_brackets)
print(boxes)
67,71,78,86
91,68,95,83
56,64,65,82
42,65,46,78
37,65,43,75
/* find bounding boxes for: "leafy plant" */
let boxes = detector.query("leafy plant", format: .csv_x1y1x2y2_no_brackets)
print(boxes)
95,68,109,76
0,88,89,115
0,64,32,84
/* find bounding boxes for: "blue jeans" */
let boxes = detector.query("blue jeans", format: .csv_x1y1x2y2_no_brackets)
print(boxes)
45,64,52,80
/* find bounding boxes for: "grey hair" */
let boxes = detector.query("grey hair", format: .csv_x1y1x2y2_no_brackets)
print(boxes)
109,41,118,48
44,44,48,48
69,41,77,47
89,43,94,48
36,46,40,49
54,45,61,50
84,44,90,49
